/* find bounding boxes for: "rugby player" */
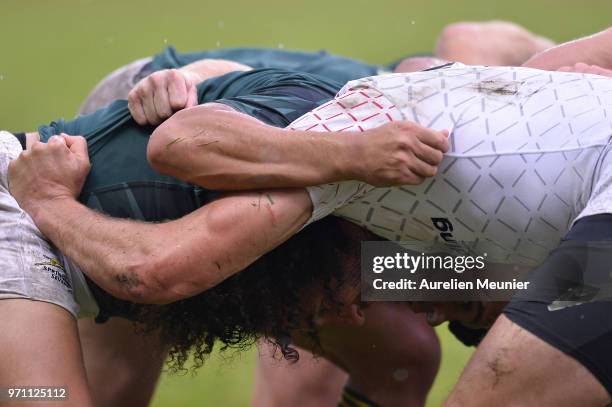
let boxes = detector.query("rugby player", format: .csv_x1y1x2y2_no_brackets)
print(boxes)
8,27,603,404
146,29,612,407
0,68,448,407
70,20,555,407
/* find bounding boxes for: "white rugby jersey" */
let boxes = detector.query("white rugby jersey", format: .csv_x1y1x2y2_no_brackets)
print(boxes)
290,63,612,266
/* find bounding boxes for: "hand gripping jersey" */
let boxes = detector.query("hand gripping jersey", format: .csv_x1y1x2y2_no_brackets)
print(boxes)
293,64,612,266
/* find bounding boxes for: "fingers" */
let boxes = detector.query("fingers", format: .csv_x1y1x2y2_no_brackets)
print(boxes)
414,143,445,166
32,135,89,163
47,135,67,147
398,122,449,177
399,171,426,185
153,85,173,120
167,77,188,111
128,94,148,126
128,69,194,126
185,81,198,108
61,135,90,161
141,82,163,125
415,127,450,153
557,63,612,78
407,152,439,178
586,65,612,77
574,62,590,71
128,83,152,125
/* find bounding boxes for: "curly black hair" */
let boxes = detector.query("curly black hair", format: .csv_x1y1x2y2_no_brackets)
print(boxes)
129,216,377,371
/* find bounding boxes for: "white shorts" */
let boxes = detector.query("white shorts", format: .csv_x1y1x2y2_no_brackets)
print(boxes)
0,131,98,318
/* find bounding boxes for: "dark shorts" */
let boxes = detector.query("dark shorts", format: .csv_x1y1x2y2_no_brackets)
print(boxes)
504,214,612,395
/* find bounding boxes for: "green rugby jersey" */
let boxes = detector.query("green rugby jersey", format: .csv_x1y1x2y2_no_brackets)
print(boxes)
39,68,341,219
37,68,341,318
146,46,384,86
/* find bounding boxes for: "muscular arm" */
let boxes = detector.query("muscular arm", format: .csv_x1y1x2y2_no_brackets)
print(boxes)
26,186,310,305
148,103,448,190
148,103,356,189
12,134,311,304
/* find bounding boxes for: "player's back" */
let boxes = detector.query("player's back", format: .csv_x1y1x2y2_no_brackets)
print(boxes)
149,46,383,85
295,64,612,266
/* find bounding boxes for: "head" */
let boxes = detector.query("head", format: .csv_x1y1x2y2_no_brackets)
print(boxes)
132,216,380,371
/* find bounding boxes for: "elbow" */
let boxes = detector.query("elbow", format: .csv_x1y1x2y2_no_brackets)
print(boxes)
110,256,179,305
111,251,217,305
148,109,220,187
148,107,204,179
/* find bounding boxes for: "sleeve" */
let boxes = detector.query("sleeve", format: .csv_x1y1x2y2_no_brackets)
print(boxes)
288,83,404,224
38,100,133,142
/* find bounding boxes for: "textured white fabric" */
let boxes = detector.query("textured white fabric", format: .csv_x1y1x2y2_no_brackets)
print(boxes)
0,131,98,318
293,64,612,266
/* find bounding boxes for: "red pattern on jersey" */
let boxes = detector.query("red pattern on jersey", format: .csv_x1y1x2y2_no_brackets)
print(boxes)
289,87,401,133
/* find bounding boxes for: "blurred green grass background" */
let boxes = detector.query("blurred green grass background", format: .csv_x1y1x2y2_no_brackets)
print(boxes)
1,1,609,405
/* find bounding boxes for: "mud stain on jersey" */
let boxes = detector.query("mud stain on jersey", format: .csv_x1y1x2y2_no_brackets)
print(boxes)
470,80,524,97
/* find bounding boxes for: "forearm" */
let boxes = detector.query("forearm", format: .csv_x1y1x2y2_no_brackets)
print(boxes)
28,189,312,304
523,27,612,70
30,199,161,301
148,104,356,190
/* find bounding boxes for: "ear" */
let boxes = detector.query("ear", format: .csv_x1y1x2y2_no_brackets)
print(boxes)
315,303,366,327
